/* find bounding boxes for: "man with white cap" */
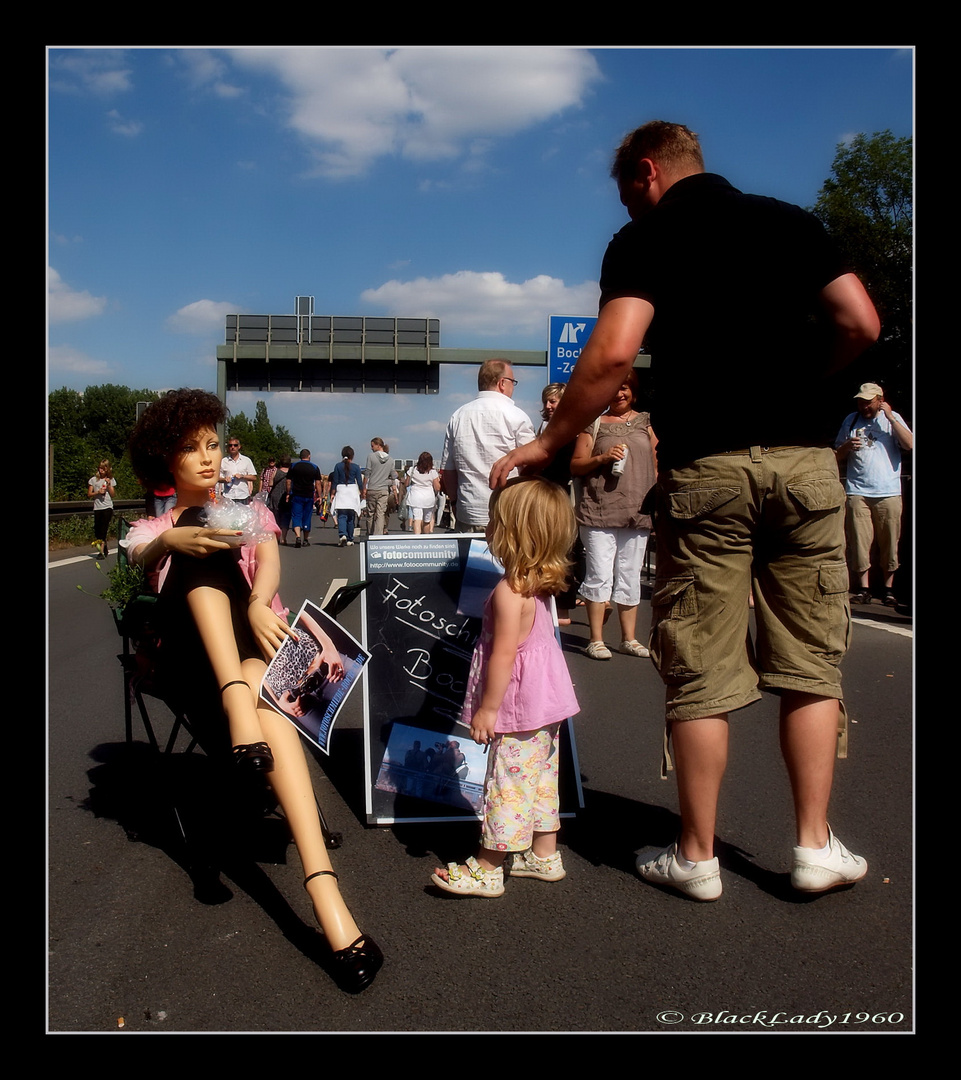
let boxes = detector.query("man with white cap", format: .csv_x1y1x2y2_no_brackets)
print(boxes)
835,382,913,606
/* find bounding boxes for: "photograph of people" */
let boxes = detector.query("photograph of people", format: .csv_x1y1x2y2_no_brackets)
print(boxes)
261,602,366,752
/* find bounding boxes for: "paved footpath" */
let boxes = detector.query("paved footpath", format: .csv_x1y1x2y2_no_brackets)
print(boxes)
48,522,914,1035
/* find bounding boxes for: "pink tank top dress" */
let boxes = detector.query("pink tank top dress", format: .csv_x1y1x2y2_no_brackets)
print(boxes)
460,591,579,734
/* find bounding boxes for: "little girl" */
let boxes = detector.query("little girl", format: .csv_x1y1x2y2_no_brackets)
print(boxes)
431,476,580,897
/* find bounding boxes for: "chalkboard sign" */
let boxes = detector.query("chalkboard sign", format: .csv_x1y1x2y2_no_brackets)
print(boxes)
360,533,583,825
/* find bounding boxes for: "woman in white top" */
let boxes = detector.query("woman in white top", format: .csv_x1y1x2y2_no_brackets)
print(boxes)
88,459,116,559
404,452,441,534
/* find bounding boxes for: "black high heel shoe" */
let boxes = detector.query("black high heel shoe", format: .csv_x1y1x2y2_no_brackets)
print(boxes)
222,682,275,775
231,742,274,773
305,870,384,993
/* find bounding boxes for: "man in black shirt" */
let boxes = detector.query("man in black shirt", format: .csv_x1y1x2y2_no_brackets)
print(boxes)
493,121,880,902
286,449,322,548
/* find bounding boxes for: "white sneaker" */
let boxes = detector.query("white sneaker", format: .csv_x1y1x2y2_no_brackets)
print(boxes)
636,843,722,901
791,827,867,893
509,849,566,882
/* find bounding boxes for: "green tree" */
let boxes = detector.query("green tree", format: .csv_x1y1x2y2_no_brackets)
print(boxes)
227,400,298,479
48,384,161,500
81,384,159,461
813,130,912,405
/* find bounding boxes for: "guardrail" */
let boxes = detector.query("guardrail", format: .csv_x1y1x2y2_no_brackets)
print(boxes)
49,500,149,521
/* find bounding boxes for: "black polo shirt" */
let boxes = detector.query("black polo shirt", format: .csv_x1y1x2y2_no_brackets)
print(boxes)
599,173,847,469
287,459,321,497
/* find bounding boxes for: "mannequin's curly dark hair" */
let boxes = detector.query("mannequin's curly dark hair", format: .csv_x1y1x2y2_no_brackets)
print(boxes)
128,388,228,490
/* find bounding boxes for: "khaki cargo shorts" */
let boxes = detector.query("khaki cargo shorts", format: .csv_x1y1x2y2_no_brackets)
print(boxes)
650,447,851,721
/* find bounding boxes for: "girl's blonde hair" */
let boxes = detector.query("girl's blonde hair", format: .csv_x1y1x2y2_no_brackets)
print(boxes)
487,476,576,598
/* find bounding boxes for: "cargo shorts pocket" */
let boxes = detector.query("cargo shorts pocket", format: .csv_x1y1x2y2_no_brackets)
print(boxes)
786,473,845,514
666,486,739,521
650,575,701,680
812,560,852,658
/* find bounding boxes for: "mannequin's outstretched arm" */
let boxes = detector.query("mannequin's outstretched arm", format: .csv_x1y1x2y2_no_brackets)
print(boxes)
129,525,241,570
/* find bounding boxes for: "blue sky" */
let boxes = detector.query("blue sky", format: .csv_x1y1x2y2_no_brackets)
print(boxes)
48,46,913,468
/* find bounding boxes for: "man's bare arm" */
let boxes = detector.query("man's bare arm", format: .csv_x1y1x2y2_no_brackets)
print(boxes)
880,400,913,451
490,296,654,488
820,273,881,375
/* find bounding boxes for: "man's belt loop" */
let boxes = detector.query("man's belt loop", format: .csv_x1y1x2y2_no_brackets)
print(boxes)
750,445,763,463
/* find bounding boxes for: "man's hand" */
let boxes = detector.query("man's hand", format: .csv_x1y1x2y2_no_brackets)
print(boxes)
489,436,555,489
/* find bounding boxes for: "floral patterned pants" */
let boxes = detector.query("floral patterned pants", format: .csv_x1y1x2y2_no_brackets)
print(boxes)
481,724,561,852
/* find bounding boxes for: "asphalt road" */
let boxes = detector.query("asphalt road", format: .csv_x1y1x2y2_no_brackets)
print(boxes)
48,517,914,1034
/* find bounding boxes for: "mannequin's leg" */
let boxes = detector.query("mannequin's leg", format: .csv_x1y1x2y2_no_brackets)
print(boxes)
240,661,365,951
185,586,264,749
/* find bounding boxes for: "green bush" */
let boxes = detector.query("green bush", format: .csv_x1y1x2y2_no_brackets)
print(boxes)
49,513,121,550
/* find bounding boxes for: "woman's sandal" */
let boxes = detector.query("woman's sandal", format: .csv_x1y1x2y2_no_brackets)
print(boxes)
222,682,275,774
618,639,651,658
304,870,384,993
584,640,612,661
430,856,505,898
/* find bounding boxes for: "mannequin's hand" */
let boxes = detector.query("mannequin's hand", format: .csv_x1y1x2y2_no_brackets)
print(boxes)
248,602,294,659
163,526,241,558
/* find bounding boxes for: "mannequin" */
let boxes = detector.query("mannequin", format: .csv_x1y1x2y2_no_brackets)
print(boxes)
125,389,382,993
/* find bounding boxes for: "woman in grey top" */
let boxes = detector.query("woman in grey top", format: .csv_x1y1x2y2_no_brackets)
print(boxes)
571,369,657,661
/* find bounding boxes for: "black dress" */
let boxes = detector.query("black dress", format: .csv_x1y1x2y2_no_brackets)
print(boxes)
155,506,261,755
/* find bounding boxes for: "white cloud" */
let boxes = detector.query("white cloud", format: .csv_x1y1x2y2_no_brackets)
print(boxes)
361,270,599,338
47,344,111,376
225,46,601,177
404,419,448,435
105,109,143,137
49,49,133,96
166,299,238,334
176,48,244,98
48,267,107,324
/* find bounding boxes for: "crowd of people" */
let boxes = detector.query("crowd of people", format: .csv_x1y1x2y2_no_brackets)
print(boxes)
102,119,909,997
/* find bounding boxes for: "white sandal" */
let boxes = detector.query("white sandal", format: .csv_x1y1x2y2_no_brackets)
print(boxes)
430,856,505,898
510,849,567,882
619,639,650,657
584,641,612,660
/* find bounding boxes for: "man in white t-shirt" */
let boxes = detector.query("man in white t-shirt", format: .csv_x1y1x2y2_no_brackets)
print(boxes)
220,437,257,504
835,382,913,606
439,359,534,530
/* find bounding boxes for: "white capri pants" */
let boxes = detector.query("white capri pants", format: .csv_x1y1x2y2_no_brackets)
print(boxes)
578,525,650,608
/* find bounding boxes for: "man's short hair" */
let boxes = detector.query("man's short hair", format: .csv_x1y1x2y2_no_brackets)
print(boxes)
611,120,704,185
299,449,311,458
478,359,510,391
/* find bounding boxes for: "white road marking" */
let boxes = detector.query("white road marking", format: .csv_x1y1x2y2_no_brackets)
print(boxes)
852,616,912,638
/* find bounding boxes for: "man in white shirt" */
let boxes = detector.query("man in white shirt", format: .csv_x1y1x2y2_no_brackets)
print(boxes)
440,360,535,530
220,437,257,504
835,382,913,606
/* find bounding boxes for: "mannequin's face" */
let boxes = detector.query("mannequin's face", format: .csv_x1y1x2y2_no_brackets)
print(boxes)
170,427,221,493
